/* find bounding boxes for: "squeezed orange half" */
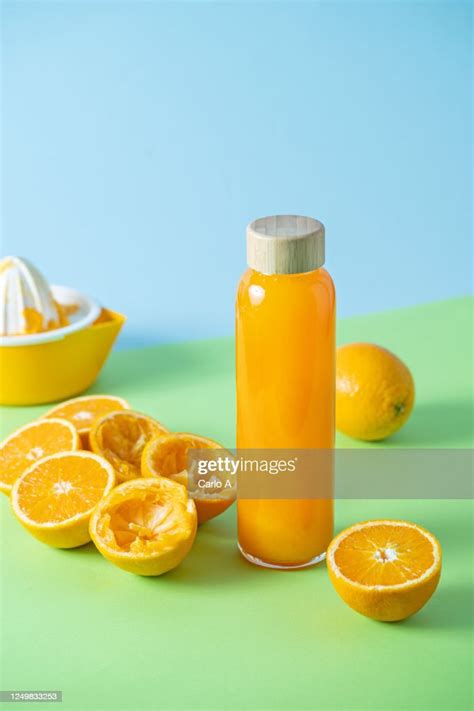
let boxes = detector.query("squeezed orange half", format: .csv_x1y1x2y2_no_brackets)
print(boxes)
236,267,335,567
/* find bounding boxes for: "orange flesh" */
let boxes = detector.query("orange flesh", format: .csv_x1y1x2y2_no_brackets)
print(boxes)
0,422,77,488
95,487,194,554
334,524,436,586
95,414,167,480
16,455,111,523
59,303,79,318
21,301,70,335
22,308,48,334
146,435,234,500
46,397,129,433
236,268,335,566
149,436,211,477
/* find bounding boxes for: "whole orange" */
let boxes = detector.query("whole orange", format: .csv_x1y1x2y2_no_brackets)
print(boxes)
336,343,415,441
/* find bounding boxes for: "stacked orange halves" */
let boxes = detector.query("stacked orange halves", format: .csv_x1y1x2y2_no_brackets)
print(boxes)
0,395,235,575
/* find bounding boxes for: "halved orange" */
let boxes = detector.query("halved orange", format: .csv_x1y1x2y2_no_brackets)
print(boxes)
141,432,236,524
327,520,442,621
89,477,197,576
11,451,115,548
90,410,169,483
0,418,80,495
43,395,130,448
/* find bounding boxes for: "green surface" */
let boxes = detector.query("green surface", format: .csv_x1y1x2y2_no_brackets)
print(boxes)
1,297,473,711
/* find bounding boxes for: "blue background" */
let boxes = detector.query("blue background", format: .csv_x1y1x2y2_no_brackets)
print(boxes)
2,1,472,346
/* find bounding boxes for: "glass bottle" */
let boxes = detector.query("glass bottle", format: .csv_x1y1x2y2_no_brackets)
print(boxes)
236,215,335,568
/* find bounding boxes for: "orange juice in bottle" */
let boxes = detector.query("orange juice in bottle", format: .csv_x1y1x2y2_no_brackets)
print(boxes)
236,215,335,568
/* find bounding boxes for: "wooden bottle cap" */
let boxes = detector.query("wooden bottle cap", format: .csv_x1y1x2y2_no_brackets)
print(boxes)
247,215,325,275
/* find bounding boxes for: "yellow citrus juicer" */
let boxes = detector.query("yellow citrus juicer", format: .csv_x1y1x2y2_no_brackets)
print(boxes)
0,257,125,405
